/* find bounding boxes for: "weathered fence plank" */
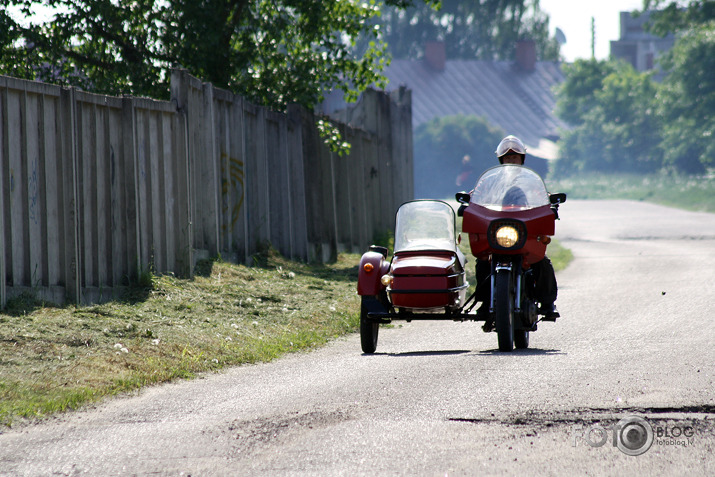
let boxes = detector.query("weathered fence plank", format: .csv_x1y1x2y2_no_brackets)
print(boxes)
345,128,370,251
169,70,194,278
333,125,354,253
0,77,7,308
1,72,412,307
266,111,291,257
286,105,308,261
7,88,26,289
44,93,60,295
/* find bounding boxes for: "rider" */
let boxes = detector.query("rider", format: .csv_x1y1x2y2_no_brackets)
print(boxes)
476,135,560,322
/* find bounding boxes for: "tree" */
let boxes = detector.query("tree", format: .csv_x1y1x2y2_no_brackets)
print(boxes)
413,114,504,198
1,1,170,97
554,59,618,127
0,0,435,111
554,61,662,175
0,7,42,80
642,0,715,36
378,0,560,61
639,1,714,173
656,21,715,173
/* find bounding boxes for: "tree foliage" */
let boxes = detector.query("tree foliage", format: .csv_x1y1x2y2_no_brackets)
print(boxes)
1,1,171,98
643,0,715,36
555,60,661,175
413,114,504,198
555,60,617,127
656,22,715,172
0,0,433,110
378,0,560,61
554,1,715,176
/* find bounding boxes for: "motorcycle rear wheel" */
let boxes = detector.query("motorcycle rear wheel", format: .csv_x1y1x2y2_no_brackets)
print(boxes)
360,298,379,354
495,269,514,352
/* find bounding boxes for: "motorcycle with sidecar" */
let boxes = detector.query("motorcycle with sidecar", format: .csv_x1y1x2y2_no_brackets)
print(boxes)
356,164,566,353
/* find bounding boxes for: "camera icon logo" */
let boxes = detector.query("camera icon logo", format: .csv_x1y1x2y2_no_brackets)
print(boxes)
614,416,654,456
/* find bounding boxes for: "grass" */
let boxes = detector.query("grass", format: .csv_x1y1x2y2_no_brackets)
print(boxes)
0,249,361,427
548,171,715,213
545,239,572,272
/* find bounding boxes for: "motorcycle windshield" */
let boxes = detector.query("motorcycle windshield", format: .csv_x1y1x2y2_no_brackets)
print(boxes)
394,200,457,253
470,165,550,211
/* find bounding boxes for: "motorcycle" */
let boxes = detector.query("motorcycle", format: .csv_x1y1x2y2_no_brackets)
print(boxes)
356,164,565,353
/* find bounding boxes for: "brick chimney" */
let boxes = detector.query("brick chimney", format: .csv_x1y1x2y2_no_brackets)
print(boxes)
515,40,536,72
424,41,446,71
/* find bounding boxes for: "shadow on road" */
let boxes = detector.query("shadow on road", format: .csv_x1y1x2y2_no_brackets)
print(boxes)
363,348,566,357
477,348,566,356
367,350,472,357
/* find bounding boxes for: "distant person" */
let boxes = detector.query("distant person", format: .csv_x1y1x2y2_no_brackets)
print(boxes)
456,155,475,188
475,135,560,322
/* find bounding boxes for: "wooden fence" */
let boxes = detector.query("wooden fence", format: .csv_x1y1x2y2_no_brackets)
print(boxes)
0,70,413,308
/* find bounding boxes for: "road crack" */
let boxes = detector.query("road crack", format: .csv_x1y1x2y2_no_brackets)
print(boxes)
448,405,715,429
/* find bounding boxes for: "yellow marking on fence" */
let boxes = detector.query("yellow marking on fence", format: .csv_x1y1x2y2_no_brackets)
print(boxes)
220,154,245,232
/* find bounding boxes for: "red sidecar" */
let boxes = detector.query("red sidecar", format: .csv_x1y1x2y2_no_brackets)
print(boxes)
356,200,469,353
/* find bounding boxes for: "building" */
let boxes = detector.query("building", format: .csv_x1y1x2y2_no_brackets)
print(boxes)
610,10,676,75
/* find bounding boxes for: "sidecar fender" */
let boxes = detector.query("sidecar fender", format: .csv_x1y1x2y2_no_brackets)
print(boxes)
357,251,391,296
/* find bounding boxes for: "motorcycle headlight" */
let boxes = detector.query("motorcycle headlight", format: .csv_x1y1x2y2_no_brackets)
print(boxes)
495,225,519,248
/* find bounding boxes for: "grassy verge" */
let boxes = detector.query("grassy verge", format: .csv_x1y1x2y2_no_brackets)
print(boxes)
549,172,715,213
0,250,360,427
546,239,573,272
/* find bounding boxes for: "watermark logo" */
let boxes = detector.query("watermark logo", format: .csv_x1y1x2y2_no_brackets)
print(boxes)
572,415,695,456
614,416,654,456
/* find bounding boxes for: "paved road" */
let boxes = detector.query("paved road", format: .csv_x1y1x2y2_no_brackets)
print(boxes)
1,200,714,476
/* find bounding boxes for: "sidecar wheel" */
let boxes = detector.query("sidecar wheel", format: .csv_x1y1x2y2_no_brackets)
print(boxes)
360,299,379,354
514,330,529,349
495,269,514,352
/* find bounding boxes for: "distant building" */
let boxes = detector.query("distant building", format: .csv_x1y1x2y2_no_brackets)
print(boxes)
610,10,675,75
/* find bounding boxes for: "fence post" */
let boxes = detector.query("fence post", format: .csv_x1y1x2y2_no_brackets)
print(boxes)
300,109,337,262
201,82,220,257
170,69,194,277
120,96,142,284
243,104,271,254
59,87,81,304
345,127,368,252
0,77,6,308
377,93,396,231
266,112,290,257
333,122,353,253
232,95,250,265
390,86,414,204
286,104,308,261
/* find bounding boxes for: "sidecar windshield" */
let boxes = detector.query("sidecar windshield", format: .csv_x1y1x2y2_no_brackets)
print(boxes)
470,165,550,211
394,200,457,253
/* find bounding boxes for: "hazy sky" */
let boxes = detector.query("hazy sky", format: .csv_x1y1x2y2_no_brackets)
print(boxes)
539,0,647,62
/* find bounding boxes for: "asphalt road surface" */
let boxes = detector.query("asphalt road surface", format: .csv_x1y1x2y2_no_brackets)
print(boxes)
1,200,714,476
